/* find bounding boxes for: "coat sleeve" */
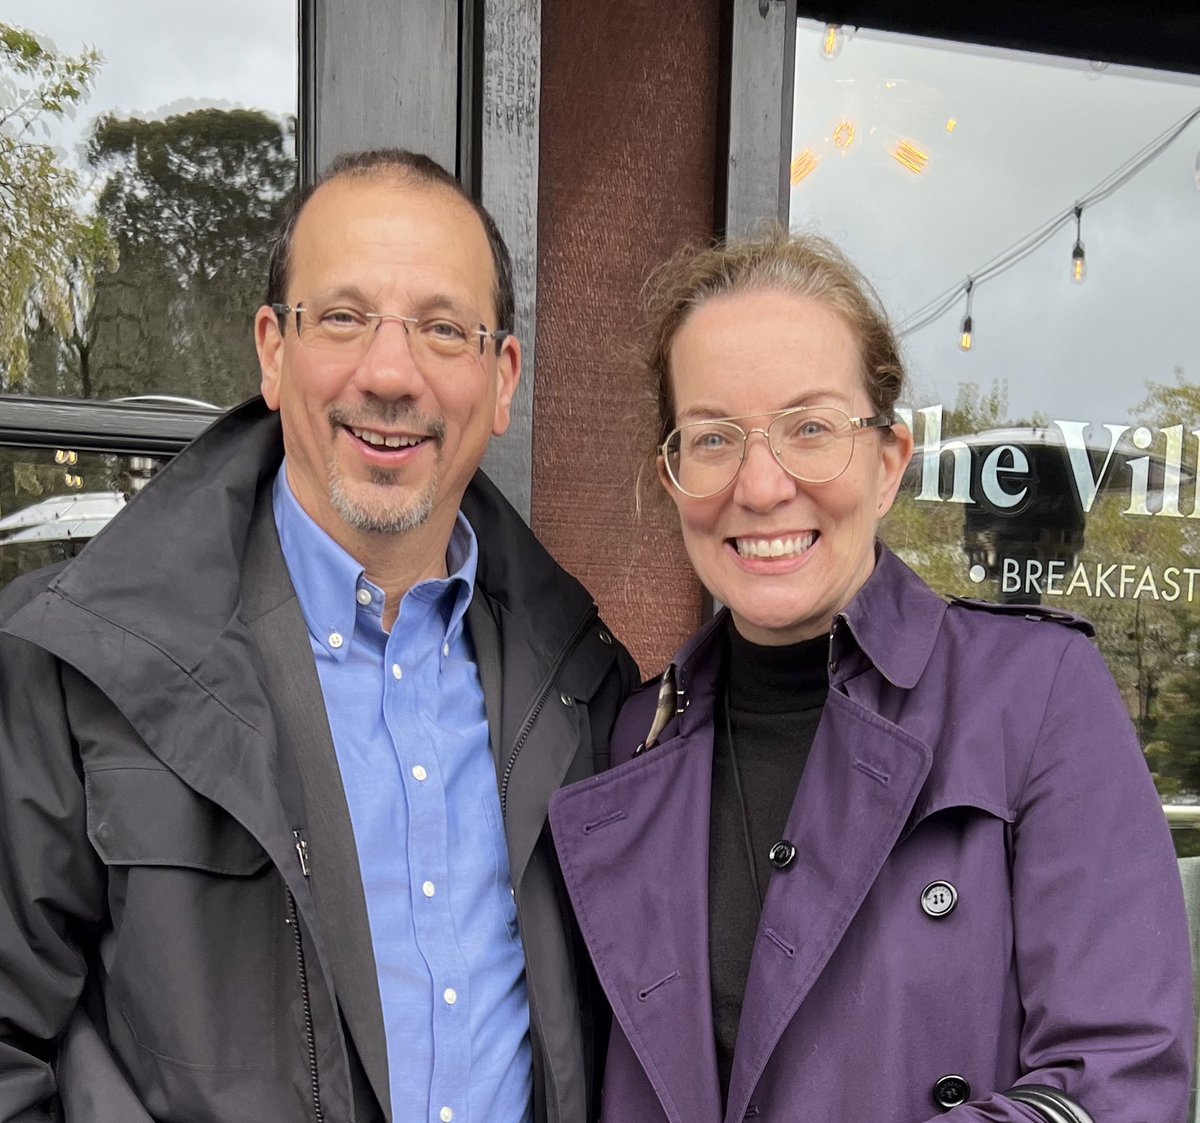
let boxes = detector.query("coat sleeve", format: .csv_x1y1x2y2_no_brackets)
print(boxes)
941,630,1193,1123
0,627,106,1121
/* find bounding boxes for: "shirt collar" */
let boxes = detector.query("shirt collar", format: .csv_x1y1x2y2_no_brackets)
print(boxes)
271,462,478,659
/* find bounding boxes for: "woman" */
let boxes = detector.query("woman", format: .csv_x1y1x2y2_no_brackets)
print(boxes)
549,231,1191,1123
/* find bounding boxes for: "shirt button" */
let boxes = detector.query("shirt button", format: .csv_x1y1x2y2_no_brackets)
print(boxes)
440,1109,453,1123
328,632,343,649
355,588,372,606
412,765,428,782
442,642,450,657
422,881,435,898
443,987,457,1006
392,663,402,680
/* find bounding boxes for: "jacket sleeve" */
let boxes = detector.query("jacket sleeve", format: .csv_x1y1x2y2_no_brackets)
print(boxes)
0,628,106,1121
943,630,1193,1122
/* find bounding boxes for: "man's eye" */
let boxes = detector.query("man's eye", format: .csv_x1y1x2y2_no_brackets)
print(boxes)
320,309,366,329
421,318,469,342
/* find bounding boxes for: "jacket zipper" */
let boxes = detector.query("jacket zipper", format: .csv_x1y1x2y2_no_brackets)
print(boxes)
499,605,597,817
289,830,324,1123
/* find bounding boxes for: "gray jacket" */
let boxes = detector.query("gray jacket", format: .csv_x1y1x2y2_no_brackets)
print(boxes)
0,398,637,1123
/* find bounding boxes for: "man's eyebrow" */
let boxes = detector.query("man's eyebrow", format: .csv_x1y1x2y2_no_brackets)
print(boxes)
411,292,480,321
305,284,373,305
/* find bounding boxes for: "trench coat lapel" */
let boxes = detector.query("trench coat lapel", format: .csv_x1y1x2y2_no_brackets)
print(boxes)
238,494,392,1123
550,722,723,1123
723,688,933,1123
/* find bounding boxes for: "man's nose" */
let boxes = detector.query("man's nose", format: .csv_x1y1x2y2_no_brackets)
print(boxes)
733,428,798,509
356,318,427,396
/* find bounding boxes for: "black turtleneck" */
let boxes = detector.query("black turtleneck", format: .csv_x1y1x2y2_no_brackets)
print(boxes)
709,618,830,1107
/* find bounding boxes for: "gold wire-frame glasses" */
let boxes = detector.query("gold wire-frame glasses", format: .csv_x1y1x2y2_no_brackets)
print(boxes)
660,404,894,498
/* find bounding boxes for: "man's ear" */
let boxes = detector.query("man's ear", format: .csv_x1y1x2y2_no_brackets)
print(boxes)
255,305,284,410
491,333,521,437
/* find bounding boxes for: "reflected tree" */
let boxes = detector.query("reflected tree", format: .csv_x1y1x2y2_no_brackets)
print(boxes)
28,107,296,405
0,23,113,387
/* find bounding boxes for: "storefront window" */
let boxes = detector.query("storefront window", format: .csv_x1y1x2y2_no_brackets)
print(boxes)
0,0,297,406
789,20,1200,852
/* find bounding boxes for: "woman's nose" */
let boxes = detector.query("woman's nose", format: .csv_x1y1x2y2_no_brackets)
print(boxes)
733,429,798,509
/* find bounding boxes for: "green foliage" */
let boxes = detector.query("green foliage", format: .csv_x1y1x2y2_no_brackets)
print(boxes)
1134,367,1200,431
0,23,114,385
884,376,1200,803
75,108,296,404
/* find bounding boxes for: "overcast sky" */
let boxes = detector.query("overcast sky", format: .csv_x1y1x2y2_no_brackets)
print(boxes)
5,3,1195,429
789,20,1200,427
4,0,296,163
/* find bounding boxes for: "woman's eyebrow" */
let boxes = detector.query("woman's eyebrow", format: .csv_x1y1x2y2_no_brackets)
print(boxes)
675,390,849,423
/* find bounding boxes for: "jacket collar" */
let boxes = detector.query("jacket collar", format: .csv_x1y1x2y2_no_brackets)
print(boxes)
23,396,597,688
835,543,945,689
663,543,945,714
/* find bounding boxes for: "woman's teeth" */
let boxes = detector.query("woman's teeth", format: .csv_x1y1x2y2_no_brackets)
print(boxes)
735,533,816,559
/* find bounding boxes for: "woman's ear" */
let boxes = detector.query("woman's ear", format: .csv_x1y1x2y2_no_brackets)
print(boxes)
875,421,914,517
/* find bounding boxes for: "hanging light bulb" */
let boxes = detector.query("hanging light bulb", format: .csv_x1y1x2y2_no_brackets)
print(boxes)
821,23,844,60
1071,205,1086,283
959,280,974,352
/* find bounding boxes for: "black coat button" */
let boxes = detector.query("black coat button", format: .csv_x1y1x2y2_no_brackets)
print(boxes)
768,840,796,869
932,1074,970,1109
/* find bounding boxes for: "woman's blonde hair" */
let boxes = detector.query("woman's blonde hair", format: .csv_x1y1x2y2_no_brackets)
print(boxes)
641,227,906,453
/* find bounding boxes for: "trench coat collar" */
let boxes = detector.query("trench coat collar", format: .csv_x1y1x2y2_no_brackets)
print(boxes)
833,543,944,689
661,544,944,717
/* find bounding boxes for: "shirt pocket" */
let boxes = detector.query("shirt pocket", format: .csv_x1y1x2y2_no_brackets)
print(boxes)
85,765,282,1071
482,795,522,946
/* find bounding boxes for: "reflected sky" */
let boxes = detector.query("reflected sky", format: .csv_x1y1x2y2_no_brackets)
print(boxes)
3,0,296,163
789,20,1200,425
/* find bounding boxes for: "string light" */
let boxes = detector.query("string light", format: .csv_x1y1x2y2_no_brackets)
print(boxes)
821,23,844,60
899,103,1200,340
1071,204,1087,283
959,280,974,351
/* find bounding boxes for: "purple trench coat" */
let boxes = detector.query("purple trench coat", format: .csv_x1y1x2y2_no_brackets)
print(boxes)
549,546,1192,1123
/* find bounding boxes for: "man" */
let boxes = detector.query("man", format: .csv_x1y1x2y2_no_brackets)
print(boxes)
0,150,636,1123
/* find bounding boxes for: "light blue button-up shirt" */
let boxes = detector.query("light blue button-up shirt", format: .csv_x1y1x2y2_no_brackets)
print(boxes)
273,466,532,1123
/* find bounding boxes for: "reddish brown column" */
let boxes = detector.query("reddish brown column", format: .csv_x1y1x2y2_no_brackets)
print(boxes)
535,0,722,676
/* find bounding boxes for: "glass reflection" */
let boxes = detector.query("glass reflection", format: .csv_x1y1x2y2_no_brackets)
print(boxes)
790,20,1200,852
0,0,297,407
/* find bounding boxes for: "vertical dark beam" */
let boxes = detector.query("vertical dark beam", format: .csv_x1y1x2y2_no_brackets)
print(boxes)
728,0,797,234
535,0,722,675
308,0,459,172
478,0,541,522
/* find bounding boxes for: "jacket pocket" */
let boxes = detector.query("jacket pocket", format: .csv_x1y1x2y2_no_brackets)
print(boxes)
84,765,283,1072
86,766,270,875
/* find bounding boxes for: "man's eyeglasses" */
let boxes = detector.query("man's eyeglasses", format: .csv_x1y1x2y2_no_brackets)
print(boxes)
272,303,509,363
660,405,894,499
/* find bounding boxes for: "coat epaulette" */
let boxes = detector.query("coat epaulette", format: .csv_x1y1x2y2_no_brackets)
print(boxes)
946,596,1095,637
